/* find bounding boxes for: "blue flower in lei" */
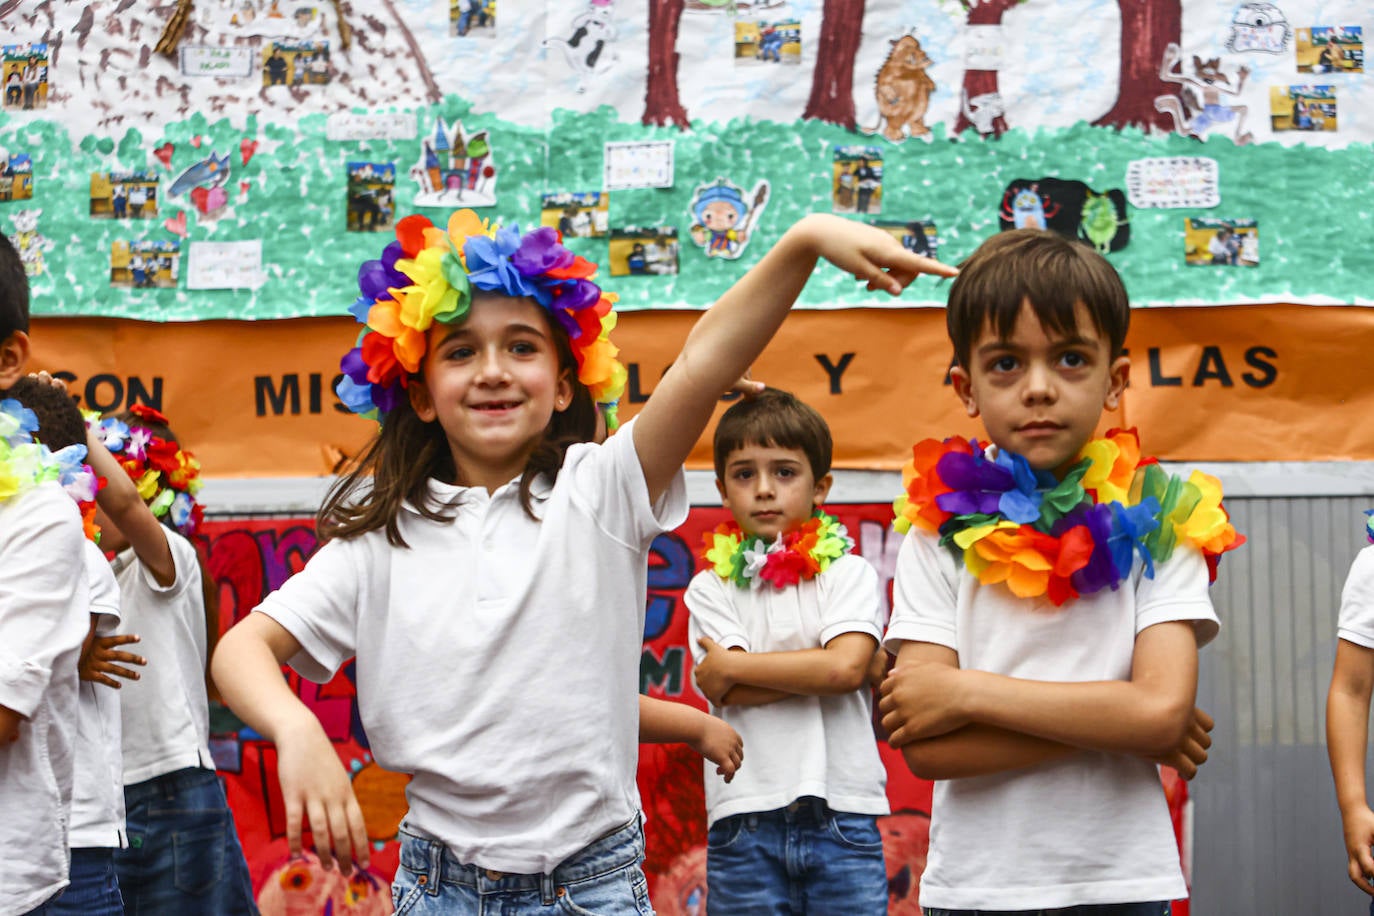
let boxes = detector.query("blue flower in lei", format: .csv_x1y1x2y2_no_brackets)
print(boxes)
464,224,539,299
0,398,38,446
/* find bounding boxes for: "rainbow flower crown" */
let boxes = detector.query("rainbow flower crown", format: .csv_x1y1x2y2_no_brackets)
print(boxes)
91,405,204,537
336,210,627,429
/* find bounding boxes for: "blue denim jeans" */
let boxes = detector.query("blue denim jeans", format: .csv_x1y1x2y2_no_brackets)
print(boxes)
705,797,887,916
113,767,259,915
390,816,654,914
49,847,124,915
924,904,1171,916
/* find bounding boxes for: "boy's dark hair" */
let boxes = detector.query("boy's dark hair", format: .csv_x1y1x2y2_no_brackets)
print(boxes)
946,229,1130,369
318,306,598,547
0,230,30,341
713,387,832,482
5,377,84,451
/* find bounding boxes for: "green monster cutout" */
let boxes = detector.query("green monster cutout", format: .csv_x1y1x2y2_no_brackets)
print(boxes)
1079,190,1128,254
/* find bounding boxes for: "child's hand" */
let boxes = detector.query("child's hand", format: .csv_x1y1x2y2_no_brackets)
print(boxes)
1343,805,1374,895
26,369,67,392
878,661,970,745
1149,705,1213,780
276,716,370,873
694,637,738,707
80,634,146,689
799,214,957,296
691,714,744,783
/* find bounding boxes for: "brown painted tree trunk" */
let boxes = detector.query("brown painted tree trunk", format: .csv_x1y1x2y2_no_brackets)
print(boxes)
644,0,690,129
1093,0,1182,130
802,0,866,129
953,0,1021,137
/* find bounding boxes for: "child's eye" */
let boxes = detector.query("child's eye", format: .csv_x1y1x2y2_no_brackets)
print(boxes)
776,467,797,478
989,356,1019,373
446,345,475,360
1060,351,1088,369
510,340,538,355
732,469,754,481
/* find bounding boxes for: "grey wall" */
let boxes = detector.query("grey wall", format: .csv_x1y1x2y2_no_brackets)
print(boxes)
1193,496,1371,914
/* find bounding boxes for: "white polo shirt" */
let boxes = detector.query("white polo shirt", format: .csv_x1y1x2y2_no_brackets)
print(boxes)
256,417,687,874
113,526,216,784
71,539,127,848
0,483,89,913
1338,546,1374,647
885,528,1220,911
686,553,890,826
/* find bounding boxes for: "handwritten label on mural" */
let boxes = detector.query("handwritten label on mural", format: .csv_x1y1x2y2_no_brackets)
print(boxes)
964,25,1006,71
187,240,265,290
325,112,419,142
1125,157,1220,209
604,140,675,190
178,46,255,79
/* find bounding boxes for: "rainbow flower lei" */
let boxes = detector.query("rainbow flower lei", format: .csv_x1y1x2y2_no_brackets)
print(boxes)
336,209,627,429
701,511,855,590
892,428,1244,606
91,405,204,537
0,398,62,505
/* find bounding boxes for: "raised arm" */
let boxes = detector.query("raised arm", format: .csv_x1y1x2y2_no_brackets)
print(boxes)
631,215,955,502
212,613,368,871
694,632,877,707
883,620,1199,759
1327,638,1374,895
86,428,176,587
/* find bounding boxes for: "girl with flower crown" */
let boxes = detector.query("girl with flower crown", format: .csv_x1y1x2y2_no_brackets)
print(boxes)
211,209,953,913
82,404,258,915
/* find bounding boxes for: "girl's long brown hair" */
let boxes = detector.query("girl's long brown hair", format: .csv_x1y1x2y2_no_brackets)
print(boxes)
317,307,599,548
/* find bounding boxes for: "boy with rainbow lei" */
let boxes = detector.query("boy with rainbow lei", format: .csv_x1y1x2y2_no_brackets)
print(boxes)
89,404,205,538
688,388,890,915
1326,509,1374,904
879,228,1240,916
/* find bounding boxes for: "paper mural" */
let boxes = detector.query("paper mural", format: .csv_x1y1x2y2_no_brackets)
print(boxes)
0,0,1370,322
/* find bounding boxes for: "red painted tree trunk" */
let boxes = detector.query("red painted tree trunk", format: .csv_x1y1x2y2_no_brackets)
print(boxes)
953,0,1021,137
1093,0,1182,131
802,0,866,129
644,0,691,129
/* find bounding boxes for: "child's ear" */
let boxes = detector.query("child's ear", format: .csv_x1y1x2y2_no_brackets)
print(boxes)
553,369,573,414
1104,354,1131,410
949,364,979,418
0,330,30,390
813,472,834,508
408,377,437,422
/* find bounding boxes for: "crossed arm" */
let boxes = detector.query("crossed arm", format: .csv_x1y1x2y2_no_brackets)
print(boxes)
1326,638,1374,895
879,621,1212,781
694,632,879,708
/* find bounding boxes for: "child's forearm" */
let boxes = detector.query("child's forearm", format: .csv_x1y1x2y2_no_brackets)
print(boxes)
725,644,872,697
901,724,1077,780
638,695,708,745
211,614,320,744
1328,641,1374,815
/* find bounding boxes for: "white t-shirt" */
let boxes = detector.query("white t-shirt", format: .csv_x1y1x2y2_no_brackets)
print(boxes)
885,527,1220,911
686,553,890,826
256,418,687,874
113,526,216,784
1338,546,1374,647
71,540,127,848
0,483,89,913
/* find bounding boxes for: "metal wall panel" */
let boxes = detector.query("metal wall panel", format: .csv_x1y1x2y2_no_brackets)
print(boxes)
1193,497,1370,914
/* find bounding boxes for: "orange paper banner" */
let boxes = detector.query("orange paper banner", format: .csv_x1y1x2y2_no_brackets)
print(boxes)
27,304,1374,477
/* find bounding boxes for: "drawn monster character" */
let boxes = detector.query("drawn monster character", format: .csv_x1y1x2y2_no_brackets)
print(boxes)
1154,43,1253,145
961,89,1006,138
1078,191,1128,254
543,0,617,93
861,34,936,142
999,184,1060,230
